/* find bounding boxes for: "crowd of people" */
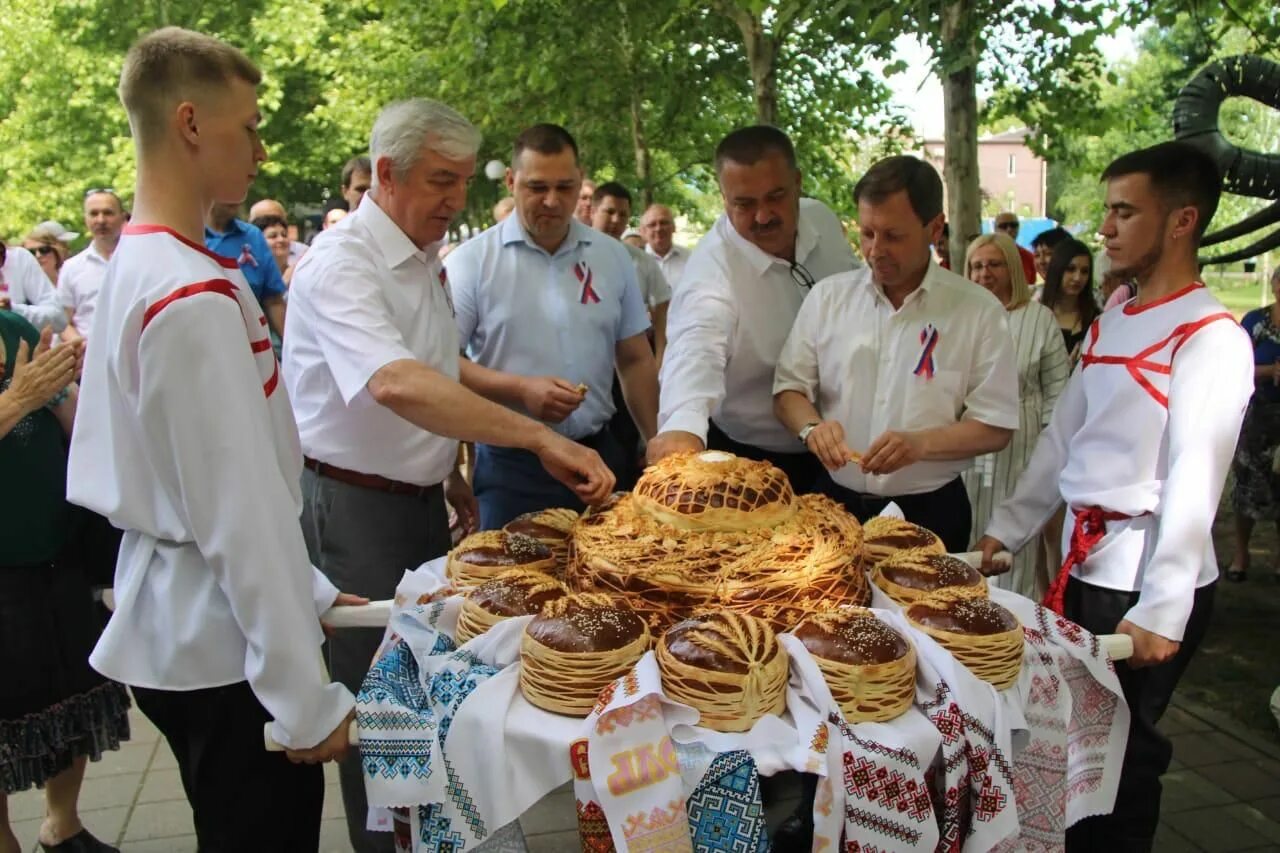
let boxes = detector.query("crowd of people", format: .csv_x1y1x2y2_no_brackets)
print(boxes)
0,24,1268,853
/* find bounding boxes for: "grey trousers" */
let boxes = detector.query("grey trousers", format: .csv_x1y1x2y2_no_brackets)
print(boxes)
301,468,450,853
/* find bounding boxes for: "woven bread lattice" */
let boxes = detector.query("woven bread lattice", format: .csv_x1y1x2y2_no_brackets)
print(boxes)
861,517,946,567
455,569,567,645
656,611,788,733
519,594,651,717
795,608,917,724
446,530,558,590
906,589,1024,690
632,451,798,531
569,489,868,632
871,551,988,606
502,507,580,570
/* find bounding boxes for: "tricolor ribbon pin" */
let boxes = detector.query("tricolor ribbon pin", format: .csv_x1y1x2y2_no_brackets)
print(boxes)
913,324,939,379
574,261,600,304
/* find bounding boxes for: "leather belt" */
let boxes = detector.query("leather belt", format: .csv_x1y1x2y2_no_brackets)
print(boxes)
303,457,440,498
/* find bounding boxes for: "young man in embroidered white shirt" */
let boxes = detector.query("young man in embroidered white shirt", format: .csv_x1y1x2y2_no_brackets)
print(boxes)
66,28,361,851
977,141,1253,852
648,126,858,490
773,155,1018,552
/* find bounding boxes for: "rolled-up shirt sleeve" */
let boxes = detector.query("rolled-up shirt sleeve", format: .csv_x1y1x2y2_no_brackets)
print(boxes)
657,272,738,442
138,294,353,749
961,303,1019,429
301,255,418,404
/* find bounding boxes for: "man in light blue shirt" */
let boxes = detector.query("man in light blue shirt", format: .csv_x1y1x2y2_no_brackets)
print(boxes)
446,123,660,528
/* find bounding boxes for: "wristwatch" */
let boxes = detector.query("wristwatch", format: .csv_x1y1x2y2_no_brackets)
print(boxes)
797,422,820,445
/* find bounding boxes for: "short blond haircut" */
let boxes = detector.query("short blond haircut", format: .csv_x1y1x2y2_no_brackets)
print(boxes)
965,232,1029,309
119,27,261,148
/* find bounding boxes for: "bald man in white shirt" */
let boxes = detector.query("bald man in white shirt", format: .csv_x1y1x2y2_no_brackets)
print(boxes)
649,125,858,490
641,203,690,289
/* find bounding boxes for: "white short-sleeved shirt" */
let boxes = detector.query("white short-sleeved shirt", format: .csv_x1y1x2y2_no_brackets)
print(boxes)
646,243,690,290
774,261,1020,495
67,224,353,750
284,196,461,487
659,198,858,453
1,245,65,331
624,241,672,309
445,216,651,439
58,243,111,340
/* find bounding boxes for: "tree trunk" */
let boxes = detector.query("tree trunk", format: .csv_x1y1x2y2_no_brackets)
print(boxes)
940,0,981,266
722,3,778,125
630,91,654,209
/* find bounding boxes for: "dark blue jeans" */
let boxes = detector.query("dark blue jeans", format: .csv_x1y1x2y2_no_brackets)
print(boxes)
474,428,627,530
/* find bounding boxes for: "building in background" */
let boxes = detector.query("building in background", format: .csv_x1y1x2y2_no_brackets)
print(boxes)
922,128,1050,224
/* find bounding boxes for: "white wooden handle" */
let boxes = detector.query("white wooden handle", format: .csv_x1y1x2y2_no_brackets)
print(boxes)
322,600,394,629
1098,633,1133,661
952,550,1014,571
264,720,360,752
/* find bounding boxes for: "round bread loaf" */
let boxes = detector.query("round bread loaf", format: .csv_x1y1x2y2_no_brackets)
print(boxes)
861,518,945,566
905,590,1023,689
794,608,916,723
502,508,579,569
519,594,650,716
873,552,987,606
446,531,557,590
632,451,797,532
455,569,567,645
656,611,788,732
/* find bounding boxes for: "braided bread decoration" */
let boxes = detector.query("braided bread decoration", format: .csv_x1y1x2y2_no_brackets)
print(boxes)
502,508,580,570
519,594,651,717
446,531,557,590
906,589,1024,690
793,608,916,723
569,491,868,632
872,551,988,606
633,451,798,531
861,517,945,567
456,569,567,645
656,611,788,732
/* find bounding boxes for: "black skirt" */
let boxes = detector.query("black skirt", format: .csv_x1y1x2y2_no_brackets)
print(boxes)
0,561,131,793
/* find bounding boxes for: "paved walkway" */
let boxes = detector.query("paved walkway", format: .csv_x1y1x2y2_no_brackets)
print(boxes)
9,694,1280,851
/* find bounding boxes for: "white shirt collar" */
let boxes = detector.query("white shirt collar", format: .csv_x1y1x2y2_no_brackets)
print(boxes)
866,257,943,308
718,202,823,276
358,194,440,269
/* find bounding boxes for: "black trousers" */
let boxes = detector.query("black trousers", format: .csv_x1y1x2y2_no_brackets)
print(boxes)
133,681,324,852
1063,578,1215,853
814,472,972,553
706,421,821,494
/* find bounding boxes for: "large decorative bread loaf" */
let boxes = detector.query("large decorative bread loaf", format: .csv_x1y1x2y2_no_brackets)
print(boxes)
446,531,557,590
456,569,567,645
632,451,798,531
873,552,987,606
503,508,579,570
656,611,788,732
794,607,916,723
861,518,945,567
906,589,1023,690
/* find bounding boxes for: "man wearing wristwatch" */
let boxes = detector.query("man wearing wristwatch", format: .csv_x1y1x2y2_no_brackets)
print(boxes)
774,155,1018,551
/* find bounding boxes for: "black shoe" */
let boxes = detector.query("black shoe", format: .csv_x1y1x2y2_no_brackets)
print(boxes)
39,829,120,853
770,815,814,852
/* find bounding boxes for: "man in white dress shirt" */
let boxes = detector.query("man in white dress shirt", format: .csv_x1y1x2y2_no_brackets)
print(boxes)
66,28,355,851
446,124,659,528
286,103,616,852
58,189,125,345
648,125,857,489
641,203,690,289
774,155,1018,552
977,142,1253,852
0,241,65,333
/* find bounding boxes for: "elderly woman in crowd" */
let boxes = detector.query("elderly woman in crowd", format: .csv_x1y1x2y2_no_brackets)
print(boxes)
21,222,77,285
1227,266,1280,582
1040,237,1100,365
250,213,294,287
961,232,1071,598
0,312,130,853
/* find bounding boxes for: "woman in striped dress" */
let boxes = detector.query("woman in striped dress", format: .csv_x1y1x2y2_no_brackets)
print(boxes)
961,233,1070,598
